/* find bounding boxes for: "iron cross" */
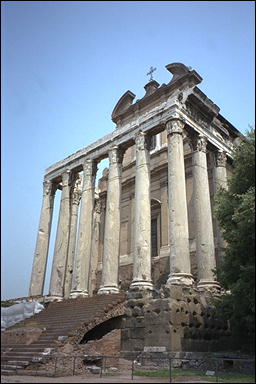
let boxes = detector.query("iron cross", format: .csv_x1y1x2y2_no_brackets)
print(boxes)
147,66,156,81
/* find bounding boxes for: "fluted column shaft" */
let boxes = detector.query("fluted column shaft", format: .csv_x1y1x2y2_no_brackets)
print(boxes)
49,170,71,299
166,119,194,286
29,180,55,296
98,146,123,294
70,159,97,298
130,132,153,290
63,175,82,299
193,135,220,289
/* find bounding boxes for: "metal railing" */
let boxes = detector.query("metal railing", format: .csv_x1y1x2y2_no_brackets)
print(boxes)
11,353,255,382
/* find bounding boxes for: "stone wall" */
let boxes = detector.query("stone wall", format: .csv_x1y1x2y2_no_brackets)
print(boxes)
121,286,231,354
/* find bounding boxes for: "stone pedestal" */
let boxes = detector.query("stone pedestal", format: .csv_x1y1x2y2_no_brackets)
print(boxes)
166,119,194,286
121,285,230,355
193,136,220,290
29,180,56,296
49,170,71,299
70,160,97,298
98,146,123,294
63,175,82,299
130,132,153,290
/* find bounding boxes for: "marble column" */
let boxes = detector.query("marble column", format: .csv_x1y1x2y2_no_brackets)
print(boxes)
98,146,123,294
29,180,56,297
130,132,153,290
49,170,71,300
89,197,101,296
70,159,97,298
166,119,194,286
193,135,220,289
214,150,228,266
63,175,82,299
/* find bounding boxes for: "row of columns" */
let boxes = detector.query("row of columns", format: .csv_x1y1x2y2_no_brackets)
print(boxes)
29,118,228,298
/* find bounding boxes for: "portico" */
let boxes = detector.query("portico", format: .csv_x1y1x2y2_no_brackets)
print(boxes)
29,62,237,300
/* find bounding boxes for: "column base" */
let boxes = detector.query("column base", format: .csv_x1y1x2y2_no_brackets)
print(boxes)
97,286,119,295
197,280,221,291
129,280,154,290
167,273,194,286
69,290,89,298
46,295,63,302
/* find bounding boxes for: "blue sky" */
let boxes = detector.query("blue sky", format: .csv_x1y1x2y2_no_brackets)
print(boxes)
1,1,255,300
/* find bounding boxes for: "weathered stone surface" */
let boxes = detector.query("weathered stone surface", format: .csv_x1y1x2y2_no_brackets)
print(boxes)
166,118,194,286
192,136,220,290
29,181,55,296
98,147,123,294
70,160,96,298
49,170,71,299
130,132,153,290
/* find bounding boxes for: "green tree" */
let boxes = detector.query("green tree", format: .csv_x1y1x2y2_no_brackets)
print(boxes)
214,128,255,352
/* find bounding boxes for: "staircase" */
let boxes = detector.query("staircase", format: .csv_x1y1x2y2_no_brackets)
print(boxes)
1,293,126,375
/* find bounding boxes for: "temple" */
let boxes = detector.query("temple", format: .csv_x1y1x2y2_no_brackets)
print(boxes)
28,62,242,353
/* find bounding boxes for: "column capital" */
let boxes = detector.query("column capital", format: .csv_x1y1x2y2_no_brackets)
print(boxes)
61,169,71,186
135,131,151,151
193,134,208,153
109,145,124,165
43,180,52,196
216,150,227,167
82,159,98,176
166,118,185,136
71,176,82,205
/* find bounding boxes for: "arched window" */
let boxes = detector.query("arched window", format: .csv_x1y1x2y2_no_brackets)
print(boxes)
151,199,161,257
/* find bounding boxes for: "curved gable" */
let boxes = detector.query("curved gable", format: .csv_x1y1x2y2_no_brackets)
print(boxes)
111,90,136,123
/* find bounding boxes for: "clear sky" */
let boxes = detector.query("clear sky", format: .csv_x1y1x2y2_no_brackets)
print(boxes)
1,1,255,300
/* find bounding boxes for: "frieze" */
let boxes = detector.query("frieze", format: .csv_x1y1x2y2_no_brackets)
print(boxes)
185,101,211,130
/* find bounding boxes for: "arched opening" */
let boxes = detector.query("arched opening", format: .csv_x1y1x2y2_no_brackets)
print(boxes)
151,199,161,257
79,315,124,344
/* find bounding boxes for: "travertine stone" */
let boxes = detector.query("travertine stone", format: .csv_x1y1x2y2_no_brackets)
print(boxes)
29,180,56,296
49,170,71,299
130,132,153,290
70,160,97,298
98,146,123,294
63,174,82,299
166,119,194,286
193,136,220,290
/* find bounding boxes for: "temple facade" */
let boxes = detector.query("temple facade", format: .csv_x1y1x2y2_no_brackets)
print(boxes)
29,62,241,302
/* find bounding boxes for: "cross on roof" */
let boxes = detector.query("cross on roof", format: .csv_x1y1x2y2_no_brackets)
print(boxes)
147,66,156,81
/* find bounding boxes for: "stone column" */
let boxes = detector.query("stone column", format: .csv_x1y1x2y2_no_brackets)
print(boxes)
130,132,153,290
70,159,97,298
193,135,220,289
63,175,82,299
29,180,56,296
214,150,228,266
49,170,71,300
89,197,101,296
166,119,194,285
98,146,123,294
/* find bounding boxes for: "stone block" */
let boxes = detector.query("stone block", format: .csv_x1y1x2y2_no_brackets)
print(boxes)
130,327,145,339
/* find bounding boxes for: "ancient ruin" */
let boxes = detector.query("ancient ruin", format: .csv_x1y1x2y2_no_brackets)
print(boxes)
27,62,242,356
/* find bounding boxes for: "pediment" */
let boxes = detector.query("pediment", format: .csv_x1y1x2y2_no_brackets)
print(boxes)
111,90,136,123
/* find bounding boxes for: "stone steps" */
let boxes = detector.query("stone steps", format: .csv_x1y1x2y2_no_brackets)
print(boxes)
1,293,126,375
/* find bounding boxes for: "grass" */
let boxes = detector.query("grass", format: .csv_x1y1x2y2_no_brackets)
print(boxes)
133,368,255,382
